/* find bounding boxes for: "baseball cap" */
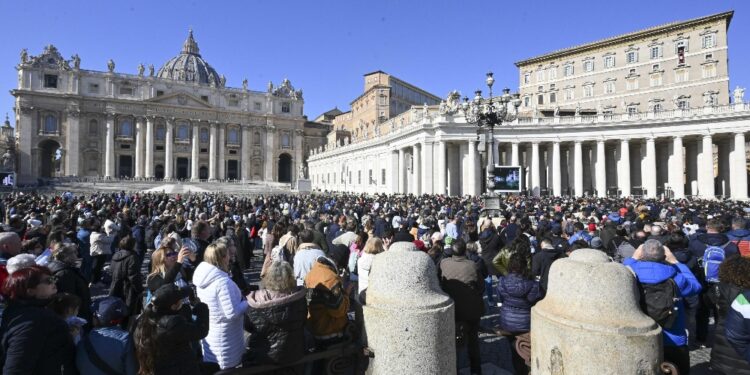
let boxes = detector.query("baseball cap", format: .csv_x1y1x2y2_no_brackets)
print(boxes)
152,284,190,311
93,296,128,325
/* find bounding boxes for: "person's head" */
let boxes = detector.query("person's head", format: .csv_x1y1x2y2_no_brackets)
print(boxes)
650,225,663,237
345,216,358,232
191,220,210,240
47,292,81,318
466,241,479,255
507,249,531,279
634,230,648,242
204,242,230,272
706,219,723,234
2,265,57,301
719,254,750,289
136,284,189,374
298,229,315,244
21,237,44,255
93,296,128,327
732,217,747,231
214,236,237,261
327,244,350,270
452,238,467,257
149,246,177,277
354,231,369,249
6,254,37,274
382,228,394,249
52,244,78,266
641,239,666,263
0,232,21,257
261,261,296,294
357,236,381,256
118,235,135,252
665,232,689,251
573,222,584,232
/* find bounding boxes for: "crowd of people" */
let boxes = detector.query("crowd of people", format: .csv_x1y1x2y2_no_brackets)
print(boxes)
0,190,748,374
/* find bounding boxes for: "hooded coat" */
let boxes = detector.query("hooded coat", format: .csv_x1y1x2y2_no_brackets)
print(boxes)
244,288,307,365
496,273,542,333
479,229,502,276
47,259,93,324
109,248,144,316
193,261,249,369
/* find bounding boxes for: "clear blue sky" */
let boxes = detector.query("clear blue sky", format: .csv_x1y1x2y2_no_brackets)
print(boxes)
0,0,747,122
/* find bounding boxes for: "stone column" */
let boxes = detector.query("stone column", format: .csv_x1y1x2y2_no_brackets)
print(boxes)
437,141,446,195
618,139,631,197
511,141,520,166
669,136,685,199
241,126,252,180
552,141,561,196
574,141,583,196
208,122,217,181
642,137,657,198
364,242,455,375
217,125,225,180
685,142,698,196
390,150,399,193
595,140,606,197
468,140,478,196
717,139,731,197
264,126,275,181
65,110,80,176
190,122,200,181
531,250,661,374
164,118,174,180
105,113,115,178
531,142,540,196
145,116,154,178
134,116,144,179
697,134,715,199
421,142,434,194
398,148,406,194
16,108,33,179
731,132,748,200
412,144,421,195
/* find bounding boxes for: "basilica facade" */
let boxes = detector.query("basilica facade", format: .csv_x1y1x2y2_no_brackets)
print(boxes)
12,30,326,185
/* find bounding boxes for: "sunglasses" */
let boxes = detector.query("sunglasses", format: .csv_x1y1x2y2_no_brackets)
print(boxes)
40,276,58,285
166,251,178,258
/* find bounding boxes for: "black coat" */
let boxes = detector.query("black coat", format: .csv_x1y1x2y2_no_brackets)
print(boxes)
531,248,565,292
244,288,308,365
109,249,144,316
710,282,750,374
152,303,210,375
479,229,502,276
48,259,93,325
0,299,77,375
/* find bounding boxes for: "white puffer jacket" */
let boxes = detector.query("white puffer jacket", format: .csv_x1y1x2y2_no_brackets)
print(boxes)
193,261,249,369
89,231,113,256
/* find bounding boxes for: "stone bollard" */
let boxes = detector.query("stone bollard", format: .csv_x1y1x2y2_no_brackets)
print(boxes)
363,241,456,374
531,249,662,375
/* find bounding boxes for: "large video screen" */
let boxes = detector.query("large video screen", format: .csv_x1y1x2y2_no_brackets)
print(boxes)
0,172,15,187
492,166,521,192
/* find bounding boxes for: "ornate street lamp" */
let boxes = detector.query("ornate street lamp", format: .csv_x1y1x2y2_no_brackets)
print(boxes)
462,72,522,203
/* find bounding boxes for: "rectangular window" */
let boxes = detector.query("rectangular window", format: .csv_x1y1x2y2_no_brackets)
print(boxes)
677,99,690,110
604,81,615,94
702,34,715,49
652,103,663,113
200,148,208,153
44,74,58,88
705,53,713,61
702,65,717,79
627,79,639,90
549,92,556,103
381,169,386,185
604,56,615,68
524,96,530,107
564,65,574,77
548,68,557,80
523,73,530,84
254,102,262,111
675,69,689,83
537,94,544,105
88,83,99,93
584,85,593,98
156,90,164,96
626,51,638,64
537,86,543,92
564,89,574,100
584,60,594,72
120,144,130,149
281,102,290,113
119,86,134,95
536,70,544,82
228,99,239,107
201,95,209,102
652,64,660,71
627,106,638,115
155,145,164,151
650,46,661,59
650,74,663,87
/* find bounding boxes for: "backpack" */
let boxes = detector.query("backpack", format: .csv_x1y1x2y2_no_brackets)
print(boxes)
702,242,729,283
271,236,291,263
730,238,750,258
634,276,680,329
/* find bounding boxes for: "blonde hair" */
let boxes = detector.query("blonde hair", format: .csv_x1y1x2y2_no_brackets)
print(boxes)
262,261,296,293
363,237,385,255
204,242,230,272
148,246,171,279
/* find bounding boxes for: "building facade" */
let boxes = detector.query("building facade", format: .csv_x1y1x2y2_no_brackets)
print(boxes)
516,11,733,118
308,11,749,200
13,31,323,184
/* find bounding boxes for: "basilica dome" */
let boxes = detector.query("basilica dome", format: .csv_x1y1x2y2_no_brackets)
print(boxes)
157,30,222,86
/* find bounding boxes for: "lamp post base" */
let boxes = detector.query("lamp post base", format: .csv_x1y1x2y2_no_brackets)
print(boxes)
481,193,501,215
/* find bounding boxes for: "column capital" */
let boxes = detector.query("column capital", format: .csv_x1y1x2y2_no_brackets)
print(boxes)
106,113,116,121
134,116,146,123
702,133,713,140
671,135,683,140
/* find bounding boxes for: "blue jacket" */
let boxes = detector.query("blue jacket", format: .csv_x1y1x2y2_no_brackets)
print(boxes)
624,258,702,347
76,326,137,375
568,230,592,245
688,233,739,259
496,273,543,333
727,228,750,242
726,290,750,364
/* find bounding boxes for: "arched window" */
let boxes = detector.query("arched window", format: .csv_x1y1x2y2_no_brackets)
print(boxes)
281,133,290,148
177,123,189,140
155,124,166,141
119,119,133,137
43,115,58,134
254,131,261,145
228,128,239,144
88,119,98,136
200,127,209,143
